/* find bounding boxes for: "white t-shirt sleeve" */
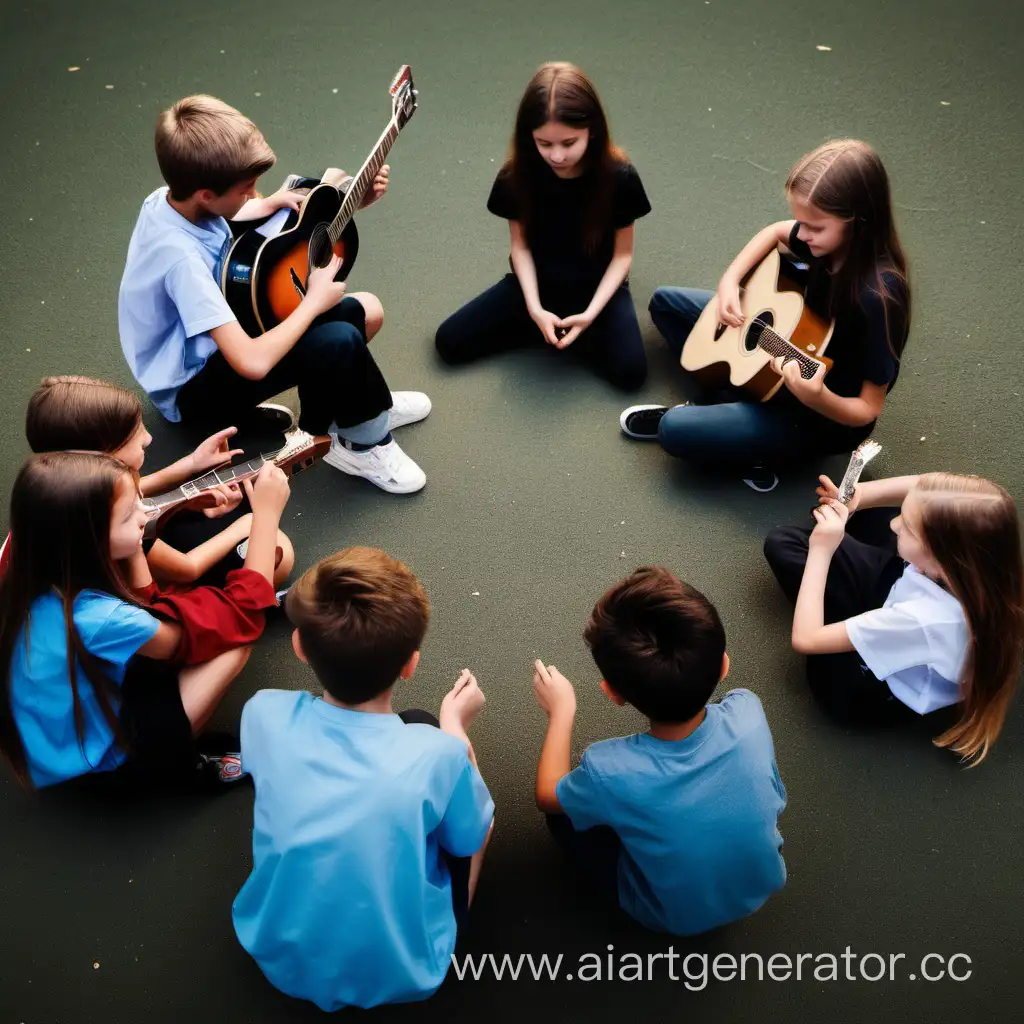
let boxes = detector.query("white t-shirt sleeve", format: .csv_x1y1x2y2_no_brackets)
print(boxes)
846,604,936,681
165,255,237,338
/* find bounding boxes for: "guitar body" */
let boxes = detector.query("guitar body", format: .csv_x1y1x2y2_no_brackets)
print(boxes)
222,183,360,334
680,249,834,401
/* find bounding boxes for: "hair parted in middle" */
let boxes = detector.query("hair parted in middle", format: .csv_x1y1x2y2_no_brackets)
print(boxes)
786,138,911,359
286,547,430,705
155,94,276,200
505,61,625,252
26,376,143,456
584,566,726,723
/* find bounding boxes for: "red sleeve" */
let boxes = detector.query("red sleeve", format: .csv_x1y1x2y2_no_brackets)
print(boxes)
143,568,278,665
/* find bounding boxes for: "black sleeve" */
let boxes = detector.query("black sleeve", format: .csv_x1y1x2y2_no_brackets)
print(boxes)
612,163,652,228
486,170,520,221
855,275,906,388
787,222,814,262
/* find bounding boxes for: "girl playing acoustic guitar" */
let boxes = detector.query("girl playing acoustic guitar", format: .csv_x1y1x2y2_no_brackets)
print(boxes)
436,62,651,390
621,140,910,492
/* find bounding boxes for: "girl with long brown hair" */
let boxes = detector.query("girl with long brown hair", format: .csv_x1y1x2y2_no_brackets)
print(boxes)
0,452,292,789
622,139,910,492
435,62,651,389
764,472,1024,765
10,375,294,588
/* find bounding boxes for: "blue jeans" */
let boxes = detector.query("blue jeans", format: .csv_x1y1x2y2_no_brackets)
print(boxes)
648,286,839,467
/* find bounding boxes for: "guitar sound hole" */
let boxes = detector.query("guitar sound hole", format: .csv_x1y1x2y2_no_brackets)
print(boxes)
308,224,333,270
743,311,774,353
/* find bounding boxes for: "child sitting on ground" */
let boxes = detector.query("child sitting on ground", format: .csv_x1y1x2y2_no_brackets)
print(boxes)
232,547,494,1010
532,566,786,935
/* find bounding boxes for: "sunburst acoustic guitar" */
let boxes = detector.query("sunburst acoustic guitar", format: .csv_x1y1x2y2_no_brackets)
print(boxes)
680,249,835,401
221,65,418,336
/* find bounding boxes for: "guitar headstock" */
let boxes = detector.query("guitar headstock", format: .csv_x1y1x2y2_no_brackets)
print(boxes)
389,65,418,130
273,429,333,477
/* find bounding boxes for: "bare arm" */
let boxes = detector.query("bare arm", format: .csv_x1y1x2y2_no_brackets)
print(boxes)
509,221,543,316
857,475,920,509
531,662,577,813
723,221,795,287
791,503,858,655
146,515,253,585
210,255,346,380
583,225,634,320
791,546,857,654
136,619,184,660
535,709,573,813
802,378,888,428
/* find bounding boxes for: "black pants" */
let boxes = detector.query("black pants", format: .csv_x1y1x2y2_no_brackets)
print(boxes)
763,508,914,726
177,299,392,434
152,505,249,588
546,814,622,911
436,273,647,390
398,709,472,927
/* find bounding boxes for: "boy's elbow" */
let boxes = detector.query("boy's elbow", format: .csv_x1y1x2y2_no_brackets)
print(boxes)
235,358,268,382
534,784,562,815
791,631,816,655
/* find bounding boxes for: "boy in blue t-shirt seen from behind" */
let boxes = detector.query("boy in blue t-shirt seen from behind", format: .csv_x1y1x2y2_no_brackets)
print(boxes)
232,546,494,1011
532,566,786,936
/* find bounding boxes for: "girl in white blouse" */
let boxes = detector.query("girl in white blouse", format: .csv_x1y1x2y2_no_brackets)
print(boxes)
764,472,1023,765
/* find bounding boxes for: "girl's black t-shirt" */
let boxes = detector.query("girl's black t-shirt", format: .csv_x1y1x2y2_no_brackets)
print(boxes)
487,161,651,286
777,224,908,442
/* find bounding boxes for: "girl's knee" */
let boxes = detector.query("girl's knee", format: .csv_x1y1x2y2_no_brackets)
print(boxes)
349,291,384,340
274,530,295,585
763,526,808,568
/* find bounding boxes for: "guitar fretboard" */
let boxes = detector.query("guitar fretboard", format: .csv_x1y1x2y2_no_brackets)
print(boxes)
755,322,822,379
328,122,401,244
143,457,269,514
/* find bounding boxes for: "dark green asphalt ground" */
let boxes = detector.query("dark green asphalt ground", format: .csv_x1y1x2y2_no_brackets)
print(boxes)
1,0,1023,1020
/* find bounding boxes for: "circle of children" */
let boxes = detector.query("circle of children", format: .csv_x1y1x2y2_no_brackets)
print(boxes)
2,62,1023,1012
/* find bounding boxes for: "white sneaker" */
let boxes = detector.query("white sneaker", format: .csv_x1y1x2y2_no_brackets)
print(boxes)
323,435,426,493
389,391,432,429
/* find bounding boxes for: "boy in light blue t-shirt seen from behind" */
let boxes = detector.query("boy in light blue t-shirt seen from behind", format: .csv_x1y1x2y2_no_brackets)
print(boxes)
232,546,494,1011
532,566,787,936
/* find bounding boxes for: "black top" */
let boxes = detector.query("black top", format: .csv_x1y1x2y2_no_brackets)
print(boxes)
487,161,651,286
776,224,907,441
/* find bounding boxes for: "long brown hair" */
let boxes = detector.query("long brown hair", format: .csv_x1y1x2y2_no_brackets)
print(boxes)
913,473,1024,765
0,453,142,787
505,62,625,251
786,140,911,359
26,376,143,455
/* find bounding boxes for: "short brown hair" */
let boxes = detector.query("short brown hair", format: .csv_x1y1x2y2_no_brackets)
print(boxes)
155,94,276,200
584,567,725,723
286,547,430,704
26,376,143,455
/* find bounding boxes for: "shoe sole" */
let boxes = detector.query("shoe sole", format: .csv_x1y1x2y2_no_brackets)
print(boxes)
619,404,667,440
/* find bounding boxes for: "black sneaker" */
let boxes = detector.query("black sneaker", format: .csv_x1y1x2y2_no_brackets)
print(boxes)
741,465,780,493
619,405,670,439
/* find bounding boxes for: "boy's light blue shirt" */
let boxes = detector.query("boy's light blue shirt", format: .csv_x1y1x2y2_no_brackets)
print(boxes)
10,591,159,787
233,690,495,1012
556,688,786,936
118,187,237,421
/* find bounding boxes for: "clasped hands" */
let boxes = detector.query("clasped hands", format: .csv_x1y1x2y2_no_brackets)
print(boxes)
530,308,594,350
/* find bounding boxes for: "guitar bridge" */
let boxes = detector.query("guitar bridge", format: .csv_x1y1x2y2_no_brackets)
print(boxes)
289,267,307,299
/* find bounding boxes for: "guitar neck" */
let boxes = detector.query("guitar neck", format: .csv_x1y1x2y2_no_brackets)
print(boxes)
143,456,267,517
757,325,821,380
328,120,401,243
